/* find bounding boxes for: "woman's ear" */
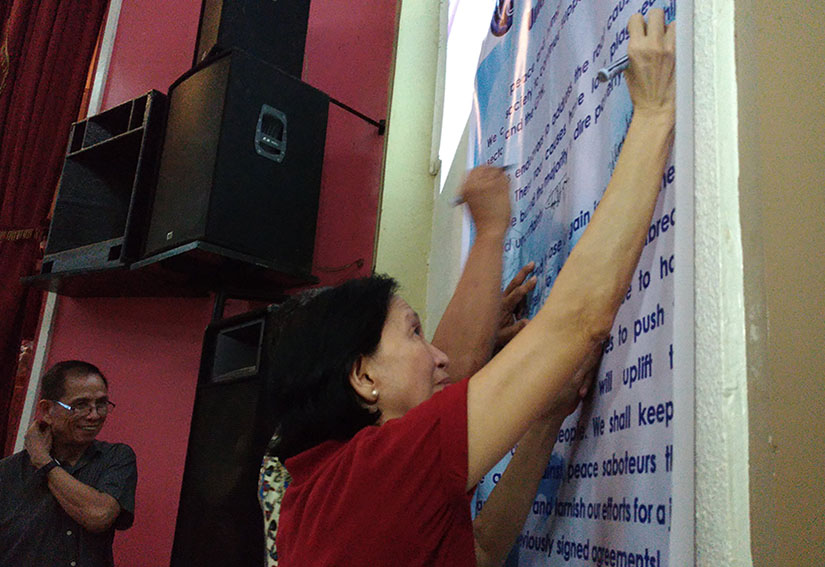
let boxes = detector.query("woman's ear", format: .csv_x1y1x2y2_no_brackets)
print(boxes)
349,355,378,405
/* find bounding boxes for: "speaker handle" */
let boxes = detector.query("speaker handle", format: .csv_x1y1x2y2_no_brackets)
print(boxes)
254,105,287,163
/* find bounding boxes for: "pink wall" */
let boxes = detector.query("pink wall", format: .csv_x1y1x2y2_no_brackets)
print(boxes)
100,1,202,112
43,1,400,565
303,0,397,282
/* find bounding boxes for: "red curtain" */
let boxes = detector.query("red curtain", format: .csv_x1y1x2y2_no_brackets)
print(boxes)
0,0,108,455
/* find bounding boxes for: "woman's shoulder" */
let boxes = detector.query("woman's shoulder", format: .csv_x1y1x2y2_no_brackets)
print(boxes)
287,379,470,487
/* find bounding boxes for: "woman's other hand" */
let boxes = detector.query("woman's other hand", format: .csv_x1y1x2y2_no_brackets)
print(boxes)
459,165,512,238
543,344,603,421
495,262,537,348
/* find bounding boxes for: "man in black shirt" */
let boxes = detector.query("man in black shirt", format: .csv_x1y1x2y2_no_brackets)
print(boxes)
0,360,137,566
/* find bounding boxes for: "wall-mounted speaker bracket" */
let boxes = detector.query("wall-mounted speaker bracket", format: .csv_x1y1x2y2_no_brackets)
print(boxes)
211,288,288,324
329,97,386,135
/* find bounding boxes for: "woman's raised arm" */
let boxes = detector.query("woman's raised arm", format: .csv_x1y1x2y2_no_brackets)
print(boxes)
465,10,676,489
430,166,513,380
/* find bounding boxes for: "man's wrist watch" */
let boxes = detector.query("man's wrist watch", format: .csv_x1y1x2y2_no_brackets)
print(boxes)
37,458,61,476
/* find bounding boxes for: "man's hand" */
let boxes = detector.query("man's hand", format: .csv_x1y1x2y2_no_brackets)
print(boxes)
459,165,512,238
24,420,53,469
495,262,537,348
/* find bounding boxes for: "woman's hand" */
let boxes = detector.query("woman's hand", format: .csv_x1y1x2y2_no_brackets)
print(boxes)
430,166,512,381
541,344,603,422
624,9,676,118
459,165,512,238
495,262,537,349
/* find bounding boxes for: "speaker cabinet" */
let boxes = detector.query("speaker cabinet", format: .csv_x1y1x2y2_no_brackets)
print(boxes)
144,49,328,281
41,91,166,274
194,0,312,77
171,306,278,567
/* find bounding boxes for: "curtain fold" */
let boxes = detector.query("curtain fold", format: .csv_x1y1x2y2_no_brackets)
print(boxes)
0,0,108,455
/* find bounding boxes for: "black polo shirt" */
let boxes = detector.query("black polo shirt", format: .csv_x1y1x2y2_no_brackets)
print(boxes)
0,440,137,567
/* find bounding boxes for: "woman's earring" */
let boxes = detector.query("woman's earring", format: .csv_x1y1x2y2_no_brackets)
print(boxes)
371,389,379,401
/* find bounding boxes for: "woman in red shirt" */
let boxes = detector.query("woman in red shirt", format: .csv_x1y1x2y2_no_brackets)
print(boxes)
260,10,675,567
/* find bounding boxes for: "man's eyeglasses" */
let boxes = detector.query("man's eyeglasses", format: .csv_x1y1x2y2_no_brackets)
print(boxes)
54,399,116,417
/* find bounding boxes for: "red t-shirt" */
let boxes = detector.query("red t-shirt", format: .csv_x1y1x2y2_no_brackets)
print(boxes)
278,379,476,567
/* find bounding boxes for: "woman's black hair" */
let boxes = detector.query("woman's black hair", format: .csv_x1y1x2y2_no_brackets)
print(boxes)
263,274,398,460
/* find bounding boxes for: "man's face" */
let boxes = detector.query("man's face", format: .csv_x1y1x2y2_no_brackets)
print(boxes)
47,371,109,447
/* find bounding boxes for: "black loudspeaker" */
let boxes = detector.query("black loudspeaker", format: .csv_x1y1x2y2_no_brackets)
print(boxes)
171,305,278,567
143,49,328,281
194,0,312,77
41,91,166,274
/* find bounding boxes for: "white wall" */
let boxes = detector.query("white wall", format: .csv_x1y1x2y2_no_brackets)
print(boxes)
376,0,441,320
692,0,753,564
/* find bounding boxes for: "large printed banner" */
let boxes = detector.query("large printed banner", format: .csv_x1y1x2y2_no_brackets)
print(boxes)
469,1,679,566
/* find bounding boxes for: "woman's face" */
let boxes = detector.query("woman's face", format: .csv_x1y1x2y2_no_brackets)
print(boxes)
362,296,450,422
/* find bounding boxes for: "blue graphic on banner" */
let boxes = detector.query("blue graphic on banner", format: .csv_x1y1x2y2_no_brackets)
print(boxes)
468,1,677,565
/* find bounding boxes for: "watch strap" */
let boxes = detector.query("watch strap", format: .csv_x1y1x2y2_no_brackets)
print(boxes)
37,458,61,476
